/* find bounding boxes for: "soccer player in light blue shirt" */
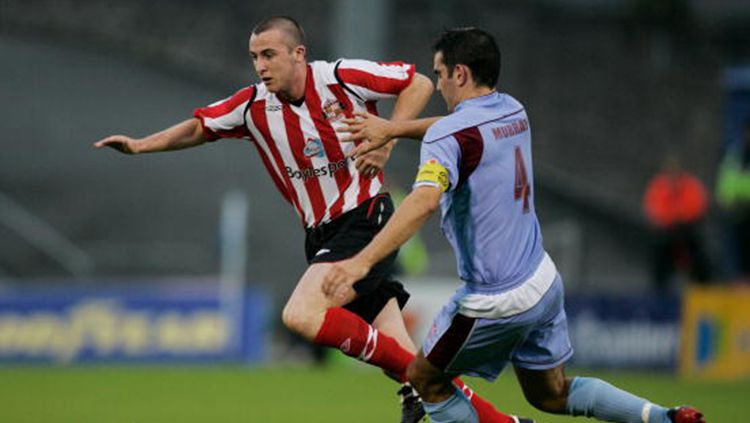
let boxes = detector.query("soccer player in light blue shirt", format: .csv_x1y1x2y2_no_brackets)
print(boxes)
322,28,705,423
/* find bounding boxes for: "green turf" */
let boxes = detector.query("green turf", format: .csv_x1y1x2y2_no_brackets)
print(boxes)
0,365,745,422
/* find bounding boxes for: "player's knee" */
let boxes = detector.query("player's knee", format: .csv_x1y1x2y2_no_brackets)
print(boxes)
281,303,314,339
523,385,568,414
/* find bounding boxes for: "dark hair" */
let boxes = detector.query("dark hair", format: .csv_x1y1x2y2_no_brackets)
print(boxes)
433,28,501,88
252,16,306,48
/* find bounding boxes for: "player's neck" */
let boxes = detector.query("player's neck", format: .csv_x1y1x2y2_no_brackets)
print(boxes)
279,63,308,103
455,86,496,107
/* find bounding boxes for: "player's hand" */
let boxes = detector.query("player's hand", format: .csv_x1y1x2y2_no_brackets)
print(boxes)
93,135,141,154
355,141,392,179
321,258,370,301
336,111,394,156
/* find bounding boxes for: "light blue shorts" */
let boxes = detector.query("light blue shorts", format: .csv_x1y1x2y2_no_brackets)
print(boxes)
421,274,573,381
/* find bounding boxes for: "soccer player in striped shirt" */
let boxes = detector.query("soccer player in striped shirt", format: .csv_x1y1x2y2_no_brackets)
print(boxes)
94,16,518,423
323,28,706,423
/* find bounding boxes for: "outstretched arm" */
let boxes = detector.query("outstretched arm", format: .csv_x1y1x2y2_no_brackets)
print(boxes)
321,185,442,300
354,73,434,175
93,118,207,154
338,112,440,155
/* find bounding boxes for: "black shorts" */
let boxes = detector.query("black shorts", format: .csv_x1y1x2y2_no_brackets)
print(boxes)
305,193,410,323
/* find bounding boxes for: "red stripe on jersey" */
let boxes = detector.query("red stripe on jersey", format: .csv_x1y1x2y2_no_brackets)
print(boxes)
365,101,378,115
328,84,355,118
194,86,254,119
250,100,304,219
283,103,327,226
305,69,351,221
193,86,255,140
337,67,412,95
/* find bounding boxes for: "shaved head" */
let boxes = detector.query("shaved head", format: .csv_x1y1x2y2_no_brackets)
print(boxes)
252,16,306,50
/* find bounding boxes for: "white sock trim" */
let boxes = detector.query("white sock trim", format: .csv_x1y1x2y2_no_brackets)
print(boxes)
642,402,653,423
359,327,378,361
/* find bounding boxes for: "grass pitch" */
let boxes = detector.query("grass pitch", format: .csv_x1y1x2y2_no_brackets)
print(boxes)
0,365,745,422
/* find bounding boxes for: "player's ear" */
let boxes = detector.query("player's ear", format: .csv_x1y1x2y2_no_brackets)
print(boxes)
455,64,469,87
294,45,306,62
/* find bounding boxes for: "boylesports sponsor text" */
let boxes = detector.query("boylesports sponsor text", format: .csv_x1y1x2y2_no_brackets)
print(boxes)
286,157,352,181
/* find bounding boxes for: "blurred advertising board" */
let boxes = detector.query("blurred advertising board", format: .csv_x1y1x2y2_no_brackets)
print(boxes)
0,282,270,364
565,295,680,369
679,285,750,380
403,279,681,370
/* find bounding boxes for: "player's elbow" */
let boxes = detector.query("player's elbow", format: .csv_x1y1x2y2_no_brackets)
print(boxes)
281,302,317,341
411,73,434,97
421,198,439,217
412,187,442,217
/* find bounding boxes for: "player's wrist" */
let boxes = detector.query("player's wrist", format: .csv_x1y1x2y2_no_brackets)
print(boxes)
355,253,376,272
129,141,142,154
389,120,410,140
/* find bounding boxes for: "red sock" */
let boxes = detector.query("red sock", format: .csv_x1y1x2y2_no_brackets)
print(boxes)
314,307,412,380
453,378,515,423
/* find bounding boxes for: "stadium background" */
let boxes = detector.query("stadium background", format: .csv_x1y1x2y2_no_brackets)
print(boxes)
1,0,749,421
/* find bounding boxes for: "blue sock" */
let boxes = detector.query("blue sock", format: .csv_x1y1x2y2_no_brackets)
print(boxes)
423,387,479,423
566,377,670,423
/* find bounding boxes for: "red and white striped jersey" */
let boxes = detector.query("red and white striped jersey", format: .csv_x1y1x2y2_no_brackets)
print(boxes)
194,59,415,228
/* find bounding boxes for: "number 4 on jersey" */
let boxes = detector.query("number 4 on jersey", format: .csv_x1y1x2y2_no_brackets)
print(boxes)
514,146,531,214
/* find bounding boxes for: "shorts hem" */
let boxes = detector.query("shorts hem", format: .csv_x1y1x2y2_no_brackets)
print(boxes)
511,347,574,370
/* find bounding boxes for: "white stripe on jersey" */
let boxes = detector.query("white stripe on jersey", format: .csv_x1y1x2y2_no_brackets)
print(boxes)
202,101,248,134
264,99,317,226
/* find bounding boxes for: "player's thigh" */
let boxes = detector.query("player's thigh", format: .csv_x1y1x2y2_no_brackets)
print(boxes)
372,297,417,354
286,263,355,311
282,263,355,333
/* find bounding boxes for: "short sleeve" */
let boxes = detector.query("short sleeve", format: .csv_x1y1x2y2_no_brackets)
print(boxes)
335,59,415,101
415,136,460,192
193,86,255,141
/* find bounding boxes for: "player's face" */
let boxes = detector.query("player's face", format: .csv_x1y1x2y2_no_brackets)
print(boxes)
433,52,458,112
249,29,305,95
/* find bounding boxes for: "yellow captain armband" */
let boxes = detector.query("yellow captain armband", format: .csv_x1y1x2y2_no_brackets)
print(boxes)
415,160,450,192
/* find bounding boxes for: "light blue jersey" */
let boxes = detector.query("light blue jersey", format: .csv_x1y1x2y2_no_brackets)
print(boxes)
415,92,544,293
417,92,572,380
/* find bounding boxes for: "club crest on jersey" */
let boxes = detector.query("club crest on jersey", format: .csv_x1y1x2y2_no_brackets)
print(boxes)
303,137,326,158
322,99,346,121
